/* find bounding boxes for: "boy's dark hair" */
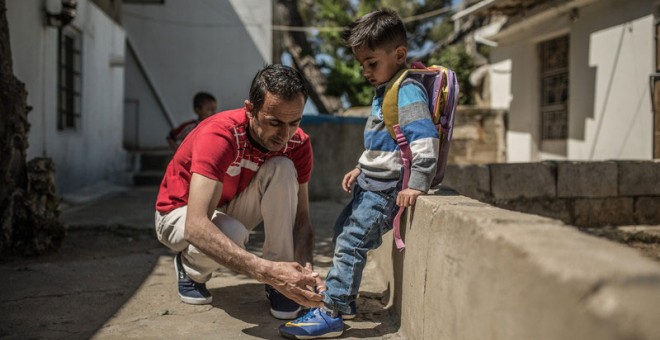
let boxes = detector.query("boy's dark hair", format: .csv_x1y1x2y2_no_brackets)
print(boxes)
249,64,308,113
344,8,407,51
193,92,216,110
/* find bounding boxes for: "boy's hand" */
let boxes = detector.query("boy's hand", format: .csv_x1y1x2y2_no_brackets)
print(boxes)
397,188,423,208
342,168,361,193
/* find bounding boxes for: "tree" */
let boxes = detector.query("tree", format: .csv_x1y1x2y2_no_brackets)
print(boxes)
275,0,344,114
290,0,465,107
429,44,475,105
0,0,65,256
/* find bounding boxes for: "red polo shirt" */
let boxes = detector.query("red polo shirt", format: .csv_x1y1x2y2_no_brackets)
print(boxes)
156,108,313,213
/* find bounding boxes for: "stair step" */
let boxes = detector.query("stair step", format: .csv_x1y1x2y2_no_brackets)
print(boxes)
140,152,173,172
134,171,164,186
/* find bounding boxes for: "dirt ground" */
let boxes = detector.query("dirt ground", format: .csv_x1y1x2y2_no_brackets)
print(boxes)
0,187,401,339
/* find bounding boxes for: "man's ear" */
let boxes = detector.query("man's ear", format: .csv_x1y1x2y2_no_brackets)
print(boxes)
244,100,254,119
395,46,407,65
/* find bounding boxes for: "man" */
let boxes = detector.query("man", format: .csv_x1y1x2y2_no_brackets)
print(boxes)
155,65,323,320
166,91,218,149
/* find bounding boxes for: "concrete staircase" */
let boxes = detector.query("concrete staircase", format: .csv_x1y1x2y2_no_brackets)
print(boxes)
130,149,173,186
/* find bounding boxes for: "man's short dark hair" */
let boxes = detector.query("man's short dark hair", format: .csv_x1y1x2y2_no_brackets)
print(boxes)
249,64,308,113
193,92,216,110
344,8,407,51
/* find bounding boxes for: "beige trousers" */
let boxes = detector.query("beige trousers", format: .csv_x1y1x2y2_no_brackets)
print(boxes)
155,157,299,283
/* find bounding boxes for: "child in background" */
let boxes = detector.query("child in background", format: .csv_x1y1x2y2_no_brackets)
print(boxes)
166,92,217,149
278,8,440,339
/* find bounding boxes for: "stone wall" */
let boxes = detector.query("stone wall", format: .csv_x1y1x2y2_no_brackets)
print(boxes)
301,115,366,201
443,161,660,227
449,107,506,165
303,107,507,201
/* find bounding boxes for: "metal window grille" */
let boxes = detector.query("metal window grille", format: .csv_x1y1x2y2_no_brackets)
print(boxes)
57,26,82,130
540,35,569,140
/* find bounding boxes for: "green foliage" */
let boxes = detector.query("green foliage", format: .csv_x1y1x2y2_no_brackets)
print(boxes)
429,44,475,105
326,59,373,105
296,0,462,107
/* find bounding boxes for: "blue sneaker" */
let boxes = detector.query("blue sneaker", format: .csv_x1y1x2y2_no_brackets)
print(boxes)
341,301,357,320
265,285,301,319
279,307,344,339
174,252,212,305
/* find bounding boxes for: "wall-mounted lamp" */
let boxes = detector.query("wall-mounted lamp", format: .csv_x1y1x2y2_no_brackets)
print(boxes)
45,0,78,28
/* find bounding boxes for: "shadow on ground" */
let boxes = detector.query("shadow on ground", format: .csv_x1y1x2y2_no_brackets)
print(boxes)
0,227,165,339
1,188,399,339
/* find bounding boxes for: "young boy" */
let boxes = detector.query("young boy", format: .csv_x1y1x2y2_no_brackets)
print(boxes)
279,8,440,339
166,91,218,149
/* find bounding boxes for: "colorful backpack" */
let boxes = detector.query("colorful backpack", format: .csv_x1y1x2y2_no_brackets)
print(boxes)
382,61,460,250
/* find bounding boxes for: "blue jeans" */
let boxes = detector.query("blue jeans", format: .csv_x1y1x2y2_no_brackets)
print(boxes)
322,183,400,314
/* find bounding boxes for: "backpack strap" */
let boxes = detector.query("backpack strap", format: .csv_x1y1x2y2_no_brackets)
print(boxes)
392,124,411,251
382,69,409,139
383,68,420,251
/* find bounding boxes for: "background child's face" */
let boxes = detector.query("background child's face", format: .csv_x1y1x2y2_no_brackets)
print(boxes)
353,45,406,86
195,100,218,120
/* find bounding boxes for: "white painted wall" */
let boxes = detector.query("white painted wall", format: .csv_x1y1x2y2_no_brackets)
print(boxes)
490,0,655,162
7,0,127,195
491,41,543,162
488,59,512,110
570,2,654,160
122,0,273,149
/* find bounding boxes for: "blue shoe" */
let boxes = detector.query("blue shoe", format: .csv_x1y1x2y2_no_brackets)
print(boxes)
341,301,357,320
265,285,301,319
174,252,212,305
279,307,344,339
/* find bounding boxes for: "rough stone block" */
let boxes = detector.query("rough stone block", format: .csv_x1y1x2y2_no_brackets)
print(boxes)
618,161,660,196
573,198,634,228
634,196,660,225
495,198,573,225
557,161,617,198
443,164,490,200
490,162,556,199
447,139,472,164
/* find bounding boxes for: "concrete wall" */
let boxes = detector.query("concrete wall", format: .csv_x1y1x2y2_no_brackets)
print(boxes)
370,193,660,340
7,0,127,195
303,107,506,201
301,115,366,201
443,161,660,227
490,0,655,162
122,0,272,149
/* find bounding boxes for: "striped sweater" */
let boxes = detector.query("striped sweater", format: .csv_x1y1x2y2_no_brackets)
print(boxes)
357,77,440,192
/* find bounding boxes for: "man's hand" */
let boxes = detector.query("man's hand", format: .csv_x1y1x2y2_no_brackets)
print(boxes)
396,188,423,208
264,261,325,308
304,263,326,293
342,168,361,193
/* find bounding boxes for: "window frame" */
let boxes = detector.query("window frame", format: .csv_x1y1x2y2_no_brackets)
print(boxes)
539,35,569,140
57,25,83,131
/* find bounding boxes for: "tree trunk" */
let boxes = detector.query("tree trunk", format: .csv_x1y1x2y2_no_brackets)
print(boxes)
272,0,282,64
276,0,344,115
0,0,64,256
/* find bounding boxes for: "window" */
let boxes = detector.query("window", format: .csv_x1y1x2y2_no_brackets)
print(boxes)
57,26,82,130
540,35,569,140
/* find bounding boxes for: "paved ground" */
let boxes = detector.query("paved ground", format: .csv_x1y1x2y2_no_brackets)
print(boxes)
0,186,401,339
